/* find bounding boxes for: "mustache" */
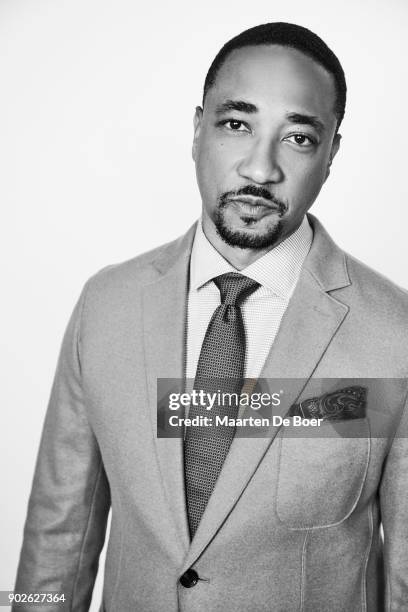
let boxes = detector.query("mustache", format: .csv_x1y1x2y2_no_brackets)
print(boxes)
219,185,287,213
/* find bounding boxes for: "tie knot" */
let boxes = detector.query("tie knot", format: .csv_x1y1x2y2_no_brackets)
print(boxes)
213,272,260,306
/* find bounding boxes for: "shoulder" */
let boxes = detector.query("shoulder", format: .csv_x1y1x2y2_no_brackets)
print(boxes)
332,250,408,373
83,223,196,297
71,225,195,340
307,214,408,325
344,252,408,323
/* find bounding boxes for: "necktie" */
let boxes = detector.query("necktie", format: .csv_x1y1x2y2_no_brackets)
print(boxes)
184,272,260,538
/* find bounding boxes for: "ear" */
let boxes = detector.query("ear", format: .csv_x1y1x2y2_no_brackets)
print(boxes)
192,106,203,162
325,132,341,181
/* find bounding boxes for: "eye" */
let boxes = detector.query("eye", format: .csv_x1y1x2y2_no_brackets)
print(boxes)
220,119,249,132
285,133,316,147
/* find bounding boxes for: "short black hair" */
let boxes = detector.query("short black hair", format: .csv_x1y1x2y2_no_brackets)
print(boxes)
203,22,347,129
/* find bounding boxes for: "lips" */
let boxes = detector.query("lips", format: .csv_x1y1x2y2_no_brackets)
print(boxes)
227,196,280,214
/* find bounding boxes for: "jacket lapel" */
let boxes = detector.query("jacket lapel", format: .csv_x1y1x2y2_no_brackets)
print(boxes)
181,214,352,570
142,224,196,560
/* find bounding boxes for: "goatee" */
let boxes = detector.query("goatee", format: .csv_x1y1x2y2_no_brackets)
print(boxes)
214,187,287,249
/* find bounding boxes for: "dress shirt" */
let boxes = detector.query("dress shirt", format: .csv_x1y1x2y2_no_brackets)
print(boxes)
186,216,313,380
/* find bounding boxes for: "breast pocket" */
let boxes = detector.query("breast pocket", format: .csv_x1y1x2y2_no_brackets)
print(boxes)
275,418,370,529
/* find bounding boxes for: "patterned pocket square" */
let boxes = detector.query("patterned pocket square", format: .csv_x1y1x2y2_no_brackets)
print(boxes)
289,386,367,421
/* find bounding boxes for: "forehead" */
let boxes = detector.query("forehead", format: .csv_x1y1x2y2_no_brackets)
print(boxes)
208,44,337,122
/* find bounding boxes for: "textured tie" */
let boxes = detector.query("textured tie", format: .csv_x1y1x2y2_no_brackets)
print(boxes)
184,272,260,538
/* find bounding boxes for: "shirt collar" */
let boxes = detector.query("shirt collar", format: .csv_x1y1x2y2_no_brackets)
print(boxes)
190,216,313,299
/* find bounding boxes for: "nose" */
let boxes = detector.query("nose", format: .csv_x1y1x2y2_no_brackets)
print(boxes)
237,138,284,184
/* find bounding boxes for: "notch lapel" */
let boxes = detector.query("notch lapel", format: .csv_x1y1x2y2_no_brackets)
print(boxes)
142,225,196,561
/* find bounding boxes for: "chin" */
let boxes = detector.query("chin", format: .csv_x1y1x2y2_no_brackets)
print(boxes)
214,210,283,249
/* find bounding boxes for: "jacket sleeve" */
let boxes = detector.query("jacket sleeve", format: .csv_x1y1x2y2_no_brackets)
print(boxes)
380,388,408,611
13,280,111,611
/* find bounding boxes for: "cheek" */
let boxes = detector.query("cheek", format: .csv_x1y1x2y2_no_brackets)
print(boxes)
197,142,231,186
195,148,221,203
287,158,328,200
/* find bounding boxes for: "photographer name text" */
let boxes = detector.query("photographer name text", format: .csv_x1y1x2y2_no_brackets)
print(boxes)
168,415,323,427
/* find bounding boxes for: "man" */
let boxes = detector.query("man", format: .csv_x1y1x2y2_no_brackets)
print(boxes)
14,22,408,611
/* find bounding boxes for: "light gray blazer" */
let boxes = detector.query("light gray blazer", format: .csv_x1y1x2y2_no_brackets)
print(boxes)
14,214,408,611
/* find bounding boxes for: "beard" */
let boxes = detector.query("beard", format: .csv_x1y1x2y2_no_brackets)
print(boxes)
213,186,287,250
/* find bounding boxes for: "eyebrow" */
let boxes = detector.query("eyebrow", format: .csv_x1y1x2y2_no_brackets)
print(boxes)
214,99,258,115
286,112,325,133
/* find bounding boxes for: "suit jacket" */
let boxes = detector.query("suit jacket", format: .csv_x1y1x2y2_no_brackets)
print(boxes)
14,214,408,611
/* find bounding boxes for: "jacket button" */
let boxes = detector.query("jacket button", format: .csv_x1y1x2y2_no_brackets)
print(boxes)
179,568,199,588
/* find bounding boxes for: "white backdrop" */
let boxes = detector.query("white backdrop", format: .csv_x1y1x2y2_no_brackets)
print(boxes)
1,0,407,608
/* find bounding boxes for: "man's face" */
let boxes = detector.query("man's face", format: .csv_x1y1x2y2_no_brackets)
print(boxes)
193,44,341,250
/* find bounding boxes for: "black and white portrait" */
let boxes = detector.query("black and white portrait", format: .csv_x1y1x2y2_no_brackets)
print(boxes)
1,1,408,610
